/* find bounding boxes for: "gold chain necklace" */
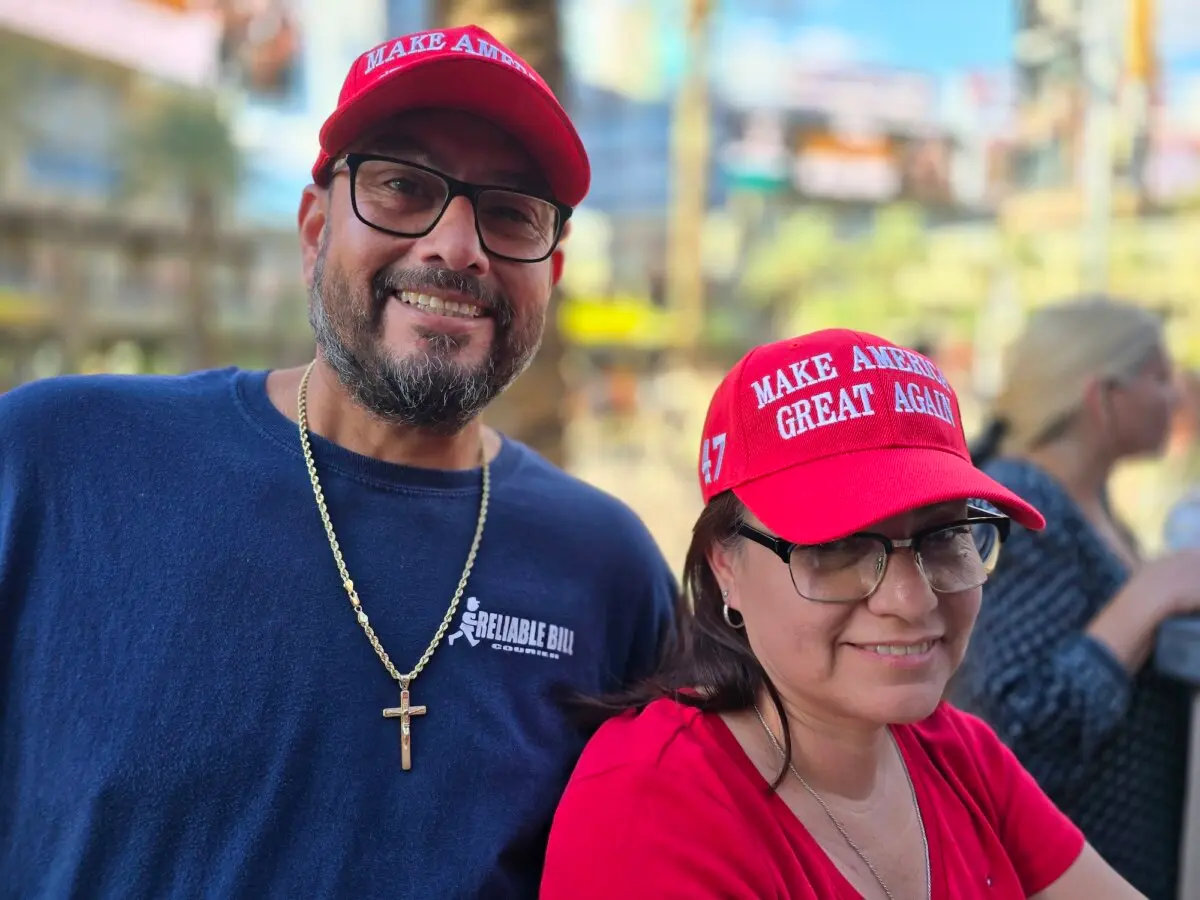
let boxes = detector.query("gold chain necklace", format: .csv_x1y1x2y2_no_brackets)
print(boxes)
297,360,490,770
753,704,930,900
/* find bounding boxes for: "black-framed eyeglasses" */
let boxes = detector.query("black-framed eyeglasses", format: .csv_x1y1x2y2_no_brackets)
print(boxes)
333,153,573,263
737,506,1011,604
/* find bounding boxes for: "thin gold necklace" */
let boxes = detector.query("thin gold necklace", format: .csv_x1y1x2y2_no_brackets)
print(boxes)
753,704,931,900
297,360,489,770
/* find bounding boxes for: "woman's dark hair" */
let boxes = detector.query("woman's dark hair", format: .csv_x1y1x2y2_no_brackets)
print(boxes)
571,490,796,787
968,416,1009,468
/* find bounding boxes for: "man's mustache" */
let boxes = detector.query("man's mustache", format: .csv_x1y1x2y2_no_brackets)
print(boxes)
371,266,513,328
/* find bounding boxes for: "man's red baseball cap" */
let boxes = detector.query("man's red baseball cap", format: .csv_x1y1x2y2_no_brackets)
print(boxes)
698,329,1045,544
312,24,590,207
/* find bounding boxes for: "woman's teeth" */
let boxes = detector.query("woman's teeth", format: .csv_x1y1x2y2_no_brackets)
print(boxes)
397,291,484,319
858,641,935,656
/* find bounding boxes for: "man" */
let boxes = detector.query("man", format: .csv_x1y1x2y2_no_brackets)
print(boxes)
0,25,676,899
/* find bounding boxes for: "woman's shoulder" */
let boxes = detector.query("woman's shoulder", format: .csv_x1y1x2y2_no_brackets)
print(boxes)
981,457,1071,513
901,702,1016,788
905,700,1003,747
551,699,755,845
544,700,793,897
900,703,1034,818
980,458,1090,557
569,697,721,782
902,704,1087,891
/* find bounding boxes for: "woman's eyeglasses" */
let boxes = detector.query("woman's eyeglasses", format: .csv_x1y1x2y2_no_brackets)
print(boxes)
737,508,1010,604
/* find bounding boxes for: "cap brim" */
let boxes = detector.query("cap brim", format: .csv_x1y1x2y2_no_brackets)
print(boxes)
314,55,589,207
733,446,1045,545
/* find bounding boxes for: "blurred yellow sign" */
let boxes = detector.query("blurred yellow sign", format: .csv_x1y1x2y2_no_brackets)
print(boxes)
558,296,680,349
0,289,50,328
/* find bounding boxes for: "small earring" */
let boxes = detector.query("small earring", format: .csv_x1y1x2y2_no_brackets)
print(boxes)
721,591,744,629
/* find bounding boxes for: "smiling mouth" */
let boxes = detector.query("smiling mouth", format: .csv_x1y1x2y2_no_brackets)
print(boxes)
395,290,487,320
852,640,938,656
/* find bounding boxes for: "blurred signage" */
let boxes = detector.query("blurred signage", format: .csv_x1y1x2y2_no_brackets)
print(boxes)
213,0,302,102
1145,134,1200,202
1010,0,1084,193
558,296,679,349
0,289,50,328
784,69,937,132
0,0,221,86
793,133,901,202
953,69,1016,134
722,111,790,192
902,137,955,206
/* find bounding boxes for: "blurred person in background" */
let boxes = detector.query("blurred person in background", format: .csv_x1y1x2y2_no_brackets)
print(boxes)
0,24,675,899
954,296,1200,900
541,329,1144,899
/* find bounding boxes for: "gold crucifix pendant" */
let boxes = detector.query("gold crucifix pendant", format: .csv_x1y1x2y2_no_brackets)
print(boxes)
382,683,426,771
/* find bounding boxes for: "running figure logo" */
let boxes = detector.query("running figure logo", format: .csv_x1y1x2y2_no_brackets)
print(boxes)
447,597,481,647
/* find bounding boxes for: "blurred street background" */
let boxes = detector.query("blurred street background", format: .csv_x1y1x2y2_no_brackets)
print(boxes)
2,0,1200,571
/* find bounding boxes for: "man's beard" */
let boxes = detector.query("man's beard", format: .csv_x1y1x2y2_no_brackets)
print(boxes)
308,245,544,434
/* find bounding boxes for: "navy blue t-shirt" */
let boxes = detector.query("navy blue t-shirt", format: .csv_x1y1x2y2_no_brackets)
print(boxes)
0,369,677,899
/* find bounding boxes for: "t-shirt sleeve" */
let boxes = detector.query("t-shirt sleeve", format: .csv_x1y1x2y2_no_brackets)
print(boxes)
622,554,680,684
541,761,771,900
0,383,43,609
959,710,1086,895
605,514,681,689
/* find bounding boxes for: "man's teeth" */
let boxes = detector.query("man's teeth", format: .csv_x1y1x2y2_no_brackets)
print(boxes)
860,641,935,656
397,291,483,319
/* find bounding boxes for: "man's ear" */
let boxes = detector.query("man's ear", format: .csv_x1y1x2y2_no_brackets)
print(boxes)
298,185,328,286
551,219,573,287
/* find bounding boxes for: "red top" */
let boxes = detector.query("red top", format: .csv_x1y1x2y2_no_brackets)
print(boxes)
541,700,1084,899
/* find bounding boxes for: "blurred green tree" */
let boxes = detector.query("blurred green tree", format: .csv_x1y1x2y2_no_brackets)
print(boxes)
739,202,931,337
0,33,33,170
122,90,241,371
740,205,838,337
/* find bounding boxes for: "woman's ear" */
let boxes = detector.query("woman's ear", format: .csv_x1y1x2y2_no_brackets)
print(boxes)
1080,375,1114,436
707,540,742,612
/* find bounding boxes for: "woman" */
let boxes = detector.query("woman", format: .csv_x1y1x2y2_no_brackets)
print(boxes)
541,328,1145,899
952,296,1200,900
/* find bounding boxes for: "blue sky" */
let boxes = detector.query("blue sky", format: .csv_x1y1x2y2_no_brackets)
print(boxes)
720,0,1200,73
739,0,1016,75
564,0,1200,102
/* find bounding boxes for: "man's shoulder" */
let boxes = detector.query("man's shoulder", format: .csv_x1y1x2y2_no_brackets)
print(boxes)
2,368,241,419
502,440,666,556
0,369,243,442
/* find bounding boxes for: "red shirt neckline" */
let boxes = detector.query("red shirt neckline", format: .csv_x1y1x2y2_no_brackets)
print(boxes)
698,708,946,899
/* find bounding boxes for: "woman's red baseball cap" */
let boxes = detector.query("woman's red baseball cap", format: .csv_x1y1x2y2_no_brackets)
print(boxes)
312,24,590,207
698,329,1045,544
